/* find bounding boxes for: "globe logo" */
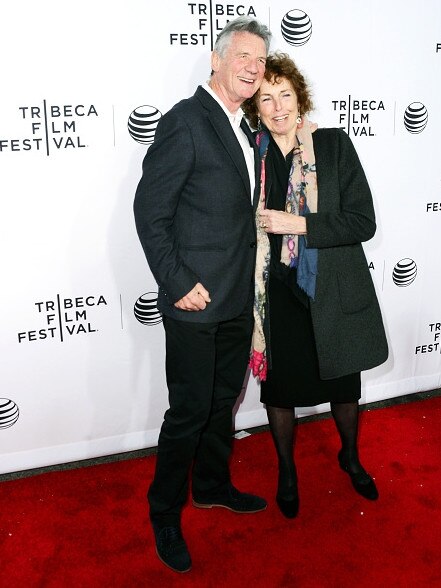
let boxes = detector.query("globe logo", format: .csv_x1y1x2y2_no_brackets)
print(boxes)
0,398,20,429
281,10,312,46
128,105,162,144
392,258,417,287
404,102,428,134
134,293,162,325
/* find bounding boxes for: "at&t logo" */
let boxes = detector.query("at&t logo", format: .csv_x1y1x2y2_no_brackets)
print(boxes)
0,399,20,429
392,258,417,287
134,293,162,325
281,10,312,46
128,106,162,145
403,102,428,134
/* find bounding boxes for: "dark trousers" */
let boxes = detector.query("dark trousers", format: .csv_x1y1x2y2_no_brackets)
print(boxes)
148,301,253,526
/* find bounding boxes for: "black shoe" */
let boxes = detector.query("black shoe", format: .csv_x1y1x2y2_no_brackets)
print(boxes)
192,484,267,513
276,493,299,519
338,451,379,501
152,524,192,573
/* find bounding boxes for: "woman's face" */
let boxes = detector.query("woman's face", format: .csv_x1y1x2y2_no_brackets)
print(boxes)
257,76,300,138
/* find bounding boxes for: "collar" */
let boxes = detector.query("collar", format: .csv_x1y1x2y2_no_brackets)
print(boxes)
202,82,244,129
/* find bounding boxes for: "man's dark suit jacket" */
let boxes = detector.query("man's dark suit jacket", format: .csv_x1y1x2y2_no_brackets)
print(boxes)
134,86,260,323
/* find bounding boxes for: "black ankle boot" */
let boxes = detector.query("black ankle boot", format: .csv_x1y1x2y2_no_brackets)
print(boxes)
338,450,379,501
276,492,299,518
276,474,299,519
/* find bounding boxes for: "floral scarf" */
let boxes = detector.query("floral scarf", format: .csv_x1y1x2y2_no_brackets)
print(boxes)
249,117,318,381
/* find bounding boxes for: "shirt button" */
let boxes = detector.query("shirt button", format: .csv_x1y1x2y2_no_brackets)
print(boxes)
250,242,256,248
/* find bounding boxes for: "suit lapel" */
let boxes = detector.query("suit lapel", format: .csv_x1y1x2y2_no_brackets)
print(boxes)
240,119,260,213
195,87,253,202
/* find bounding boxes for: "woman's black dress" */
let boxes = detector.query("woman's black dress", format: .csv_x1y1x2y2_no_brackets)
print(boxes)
260,136,361,409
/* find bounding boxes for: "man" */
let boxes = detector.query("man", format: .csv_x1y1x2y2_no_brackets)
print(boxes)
134,17,271,573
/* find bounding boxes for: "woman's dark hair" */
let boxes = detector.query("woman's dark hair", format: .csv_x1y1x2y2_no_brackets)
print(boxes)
242,52,313,129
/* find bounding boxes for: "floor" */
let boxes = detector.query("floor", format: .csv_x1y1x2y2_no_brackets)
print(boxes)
1,388,440,482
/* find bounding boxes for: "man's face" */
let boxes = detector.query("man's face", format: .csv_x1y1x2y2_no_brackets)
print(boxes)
211,31,267,111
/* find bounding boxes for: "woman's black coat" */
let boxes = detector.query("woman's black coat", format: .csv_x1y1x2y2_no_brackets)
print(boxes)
271,127,389,379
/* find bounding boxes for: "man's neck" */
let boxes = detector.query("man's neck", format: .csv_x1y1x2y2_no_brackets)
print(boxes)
208,79,240,114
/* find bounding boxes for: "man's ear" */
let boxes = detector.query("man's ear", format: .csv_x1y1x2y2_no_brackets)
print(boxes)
211,51,220,73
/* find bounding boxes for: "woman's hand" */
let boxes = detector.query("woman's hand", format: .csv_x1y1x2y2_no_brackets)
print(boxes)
259,209,307,235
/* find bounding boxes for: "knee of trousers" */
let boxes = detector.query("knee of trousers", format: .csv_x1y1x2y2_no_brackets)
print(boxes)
162,404,213,439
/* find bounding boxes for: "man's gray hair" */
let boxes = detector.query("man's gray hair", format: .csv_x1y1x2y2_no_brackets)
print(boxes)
214,16,272,57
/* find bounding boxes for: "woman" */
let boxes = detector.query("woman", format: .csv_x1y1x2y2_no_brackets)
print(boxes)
243,54,388,518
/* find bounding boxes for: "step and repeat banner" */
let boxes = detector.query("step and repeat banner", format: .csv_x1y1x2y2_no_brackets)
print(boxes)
1,0,440,474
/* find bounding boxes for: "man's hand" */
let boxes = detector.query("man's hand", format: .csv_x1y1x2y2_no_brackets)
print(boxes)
174,282,211,311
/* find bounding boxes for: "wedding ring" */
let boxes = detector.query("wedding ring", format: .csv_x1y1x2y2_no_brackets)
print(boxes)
261,222,267,228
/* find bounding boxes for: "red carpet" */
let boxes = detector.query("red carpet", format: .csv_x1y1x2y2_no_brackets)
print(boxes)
1,395,441,587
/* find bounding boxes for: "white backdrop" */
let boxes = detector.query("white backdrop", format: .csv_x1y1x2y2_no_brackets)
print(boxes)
1,0,440,474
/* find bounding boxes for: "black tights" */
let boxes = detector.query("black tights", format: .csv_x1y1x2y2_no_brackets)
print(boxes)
266,401,365,498
266,406,297,499
330,401,364,472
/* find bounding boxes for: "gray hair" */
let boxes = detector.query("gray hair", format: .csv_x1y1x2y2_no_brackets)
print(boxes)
214,16,272,57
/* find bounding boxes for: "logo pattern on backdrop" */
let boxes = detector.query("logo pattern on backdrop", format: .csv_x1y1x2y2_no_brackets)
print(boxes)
331,97,386,137
128,106,162,144
392,258,417,287
170,3,258,49
0,102,98,155
403,102,428,134
134,293,162,325
17,295,108,343
415,323,441,356
0,399,20,429
281,10,312,46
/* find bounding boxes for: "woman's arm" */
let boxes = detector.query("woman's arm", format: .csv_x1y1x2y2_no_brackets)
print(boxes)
305,129,376,248
259,129,376,247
